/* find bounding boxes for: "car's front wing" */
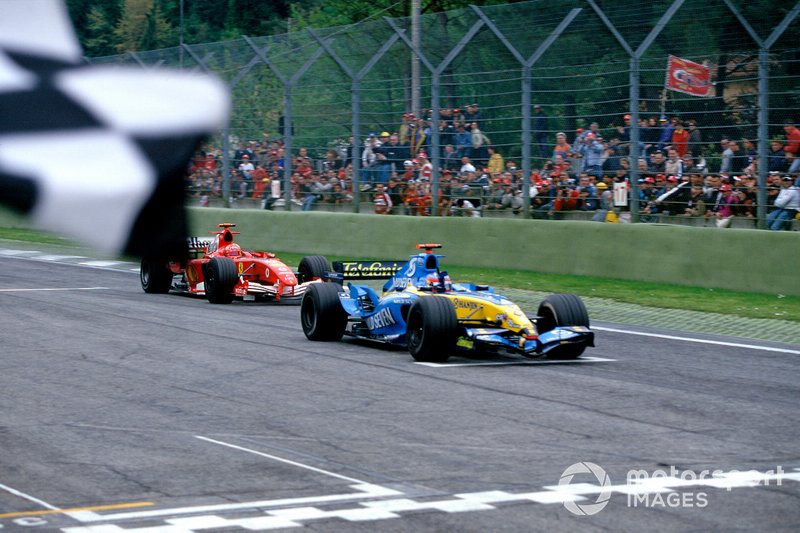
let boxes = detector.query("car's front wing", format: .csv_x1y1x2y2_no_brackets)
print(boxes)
459,326,594,357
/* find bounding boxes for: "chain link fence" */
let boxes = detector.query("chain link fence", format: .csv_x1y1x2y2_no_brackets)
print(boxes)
89,0,800,229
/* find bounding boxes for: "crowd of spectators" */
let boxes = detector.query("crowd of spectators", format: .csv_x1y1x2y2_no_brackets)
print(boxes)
185,108,800,230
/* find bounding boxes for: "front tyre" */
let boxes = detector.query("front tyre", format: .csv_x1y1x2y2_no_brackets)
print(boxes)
406,296,458,363
140,257,173,294
301,283,348,341
205,257,238,304
298,255,330,283
537,293,590,359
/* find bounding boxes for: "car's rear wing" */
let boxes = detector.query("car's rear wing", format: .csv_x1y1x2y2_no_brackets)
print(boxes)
187,236,214,258
331,260,405,280
187,237,214,250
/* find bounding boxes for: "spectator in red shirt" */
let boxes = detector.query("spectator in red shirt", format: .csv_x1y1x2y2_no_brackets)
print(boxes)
251,165,269,198
294,157,313,178
671,121,690,157
203,152,218,171
191,149,217,173
553,182,579,212
783,119,800,156
411,183,433,216
401,159,416,182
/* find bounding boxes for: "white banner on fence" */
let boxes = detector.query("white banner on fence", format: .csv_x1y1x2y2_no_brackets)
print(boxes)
613,182,629,207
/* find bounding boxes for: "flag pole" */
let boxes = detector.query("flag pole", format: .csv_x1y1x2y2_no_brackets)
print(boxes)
661,55,672,118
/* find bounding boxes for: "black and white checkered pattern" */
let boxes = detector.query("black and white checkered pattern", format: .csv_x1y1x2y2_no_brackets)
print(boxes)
0,0,229,257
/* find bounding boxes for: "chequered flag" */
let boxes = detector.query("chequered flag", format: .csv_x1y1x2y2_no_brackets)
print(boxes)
0,0,229,258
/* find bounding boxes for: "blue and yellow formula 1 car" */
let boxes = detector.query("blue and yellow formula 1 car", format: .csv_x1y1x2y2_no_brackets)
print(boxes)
300,244,594,362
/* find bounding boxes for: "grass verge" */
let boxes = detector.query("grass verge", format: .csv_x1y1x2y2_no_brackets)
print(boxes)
0,227,72,245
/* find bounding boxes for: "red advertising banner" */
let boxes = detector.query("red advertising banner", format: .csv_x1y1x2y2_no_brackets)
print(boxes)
665,55,712,97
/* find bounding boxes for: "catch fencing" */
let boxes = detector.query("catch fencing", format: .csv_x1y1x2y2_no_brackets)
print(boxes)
88,0,800,228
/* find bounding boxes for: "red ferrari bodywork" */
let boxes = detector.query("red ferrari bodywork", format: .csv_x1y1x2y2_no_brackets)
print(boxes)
163,223,320,301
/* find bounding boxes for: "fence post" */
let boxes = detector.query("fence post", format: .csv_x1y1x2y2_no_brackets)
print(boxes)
244,36,326,211
474,6,581,217
521,65,532,213
385,16,485,216
308,29,402,213
722,0,800,229
177,44,235,207
628,55,641,222
588,0,684,224
207,39,266,208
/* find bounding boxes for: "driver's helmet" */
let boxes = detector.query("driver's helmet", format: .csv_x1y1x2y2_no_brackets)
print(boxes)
425,272,452,292
225,243,242,257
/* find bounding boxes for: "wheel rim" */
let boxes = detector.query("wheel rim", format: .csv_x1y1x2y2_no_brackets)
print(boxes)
141,264,150,286
407,311,423,351
207,268,216,293
301,298,316,333
539,306,556,333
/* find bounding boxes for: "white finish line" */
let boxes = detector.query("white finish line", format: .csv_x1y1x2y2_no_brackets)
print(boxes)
65,483,401,524
58,467,800,532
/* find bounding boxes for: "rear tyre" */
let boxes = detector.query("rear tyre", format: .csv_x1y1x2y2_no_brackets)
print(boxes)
298,255,330,283
301,283,348,341
406,296,458,363
140,257,173,294
205,257,238,304
537,294,590,359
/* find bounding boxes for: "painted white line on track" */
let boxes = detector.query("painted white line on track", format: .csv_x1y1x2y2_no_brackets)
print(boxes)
0,482,60,512
35,255,87,262
594,326,800,355
195,435,367,484
0,287,109,292
0,250,40,256
416,356,617,367
0,252,138,274
78,260,123,267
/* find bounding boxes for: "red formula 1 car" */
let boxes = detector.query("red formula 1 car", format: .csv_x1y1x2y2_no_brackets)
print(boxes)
140,223,329,303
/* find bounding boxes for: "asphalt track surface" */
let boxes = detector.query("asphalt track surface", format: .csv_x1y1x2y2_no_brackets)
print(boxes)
1,255,799,532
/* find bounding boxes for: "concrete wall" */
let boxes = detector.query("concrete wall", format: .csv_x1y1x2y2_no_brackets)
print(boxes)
188,208,800,296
